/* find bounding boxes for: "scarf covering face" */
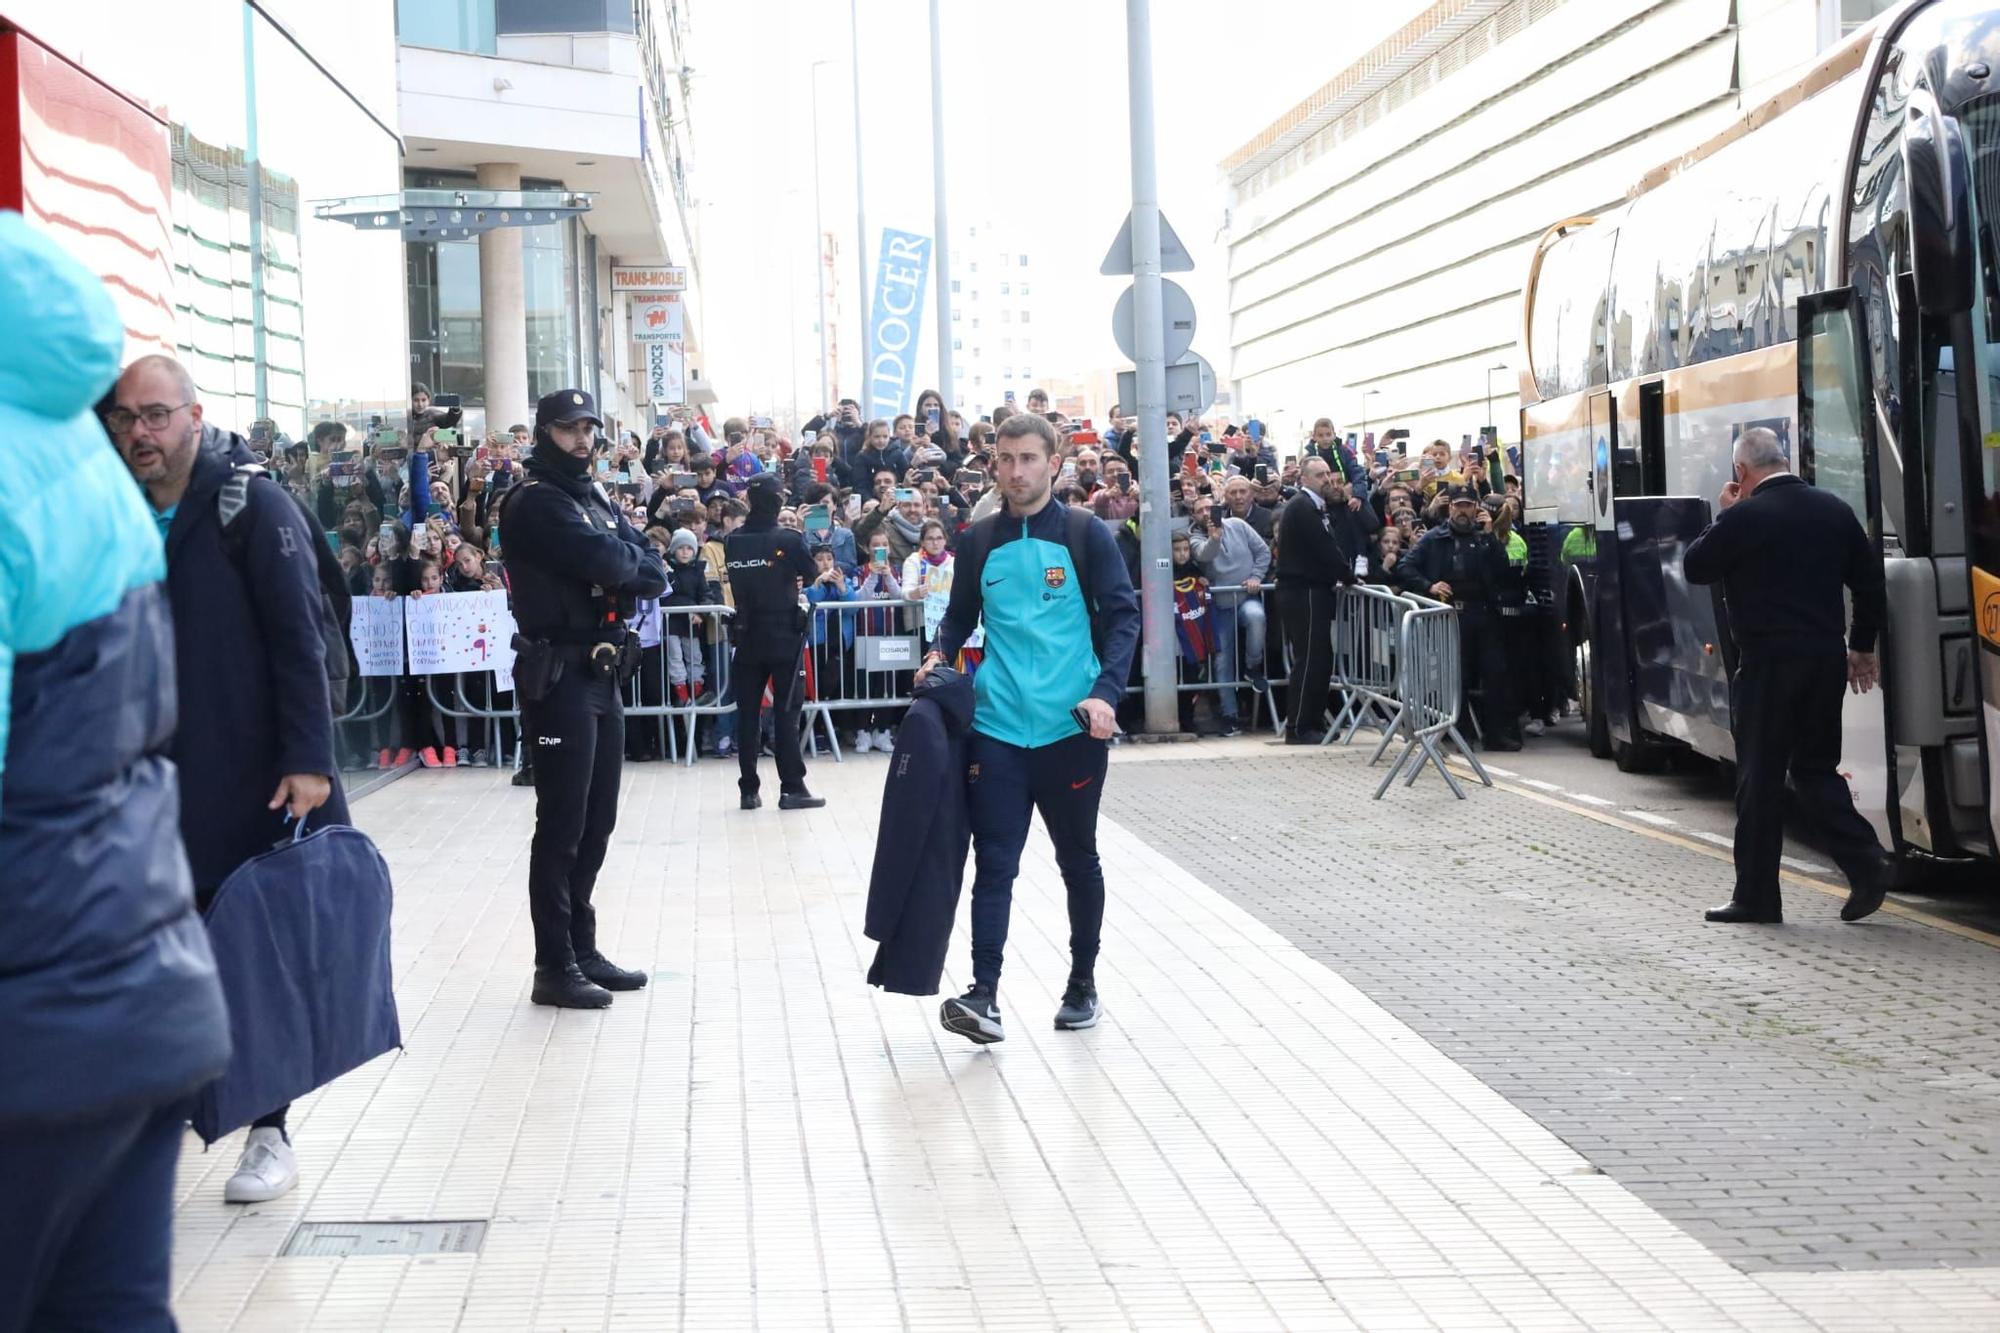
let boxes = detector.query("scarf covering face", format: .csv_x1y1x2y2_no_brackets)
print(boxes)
531,432,591,480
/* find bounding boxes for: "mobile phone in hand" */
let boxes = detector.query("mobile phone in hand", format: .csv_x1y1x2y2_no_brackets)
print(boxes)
1070,702,1119,737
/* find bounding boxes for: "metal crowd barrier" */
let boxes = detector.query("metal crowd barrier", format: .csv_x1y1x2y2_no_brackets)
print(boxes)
1170,583,1286,734
1326,584,1408,751
1372,592,1491,800
802,597,921,761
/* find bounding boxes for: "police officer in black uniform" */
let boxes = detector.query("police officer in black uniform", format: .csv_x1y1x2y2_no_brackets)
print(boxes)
1399,483,1521,751
1684,426,1892,924
500,389,668,1008
726,474,826,811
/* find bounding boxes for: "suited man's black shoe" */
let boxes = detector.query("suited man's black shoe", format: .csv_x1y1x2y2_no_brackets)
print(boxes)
1704,901,1783,924
778,789,826,810
578,953,648,991
1285,729,1326,746
1841,852,1895,922
531,964,613,1008
740,791,762,810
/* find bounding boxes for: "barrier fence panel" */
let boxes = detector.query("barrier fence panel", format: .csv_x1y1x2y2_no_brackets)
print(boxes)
1326,584,1411,752
804,598,922,762
1167,583,1284,734
1374,593,1492,800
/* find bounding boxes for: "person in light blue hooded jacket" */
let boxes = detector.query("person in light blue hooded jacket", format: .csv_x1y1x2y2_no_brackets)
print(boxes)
0,212,231,1331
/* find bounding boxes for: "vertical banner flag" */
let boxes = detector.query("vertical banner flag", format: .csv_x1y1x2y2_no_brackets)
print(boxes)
635,293,686,405
866,229,931,420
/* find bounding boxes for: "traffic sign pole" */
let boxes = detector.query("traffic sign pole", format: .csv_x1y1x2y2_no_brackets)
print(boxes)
1125,0,1176,736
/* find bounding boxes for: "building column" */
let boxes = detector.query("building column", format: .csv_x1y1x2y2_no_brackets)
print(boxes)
476,162,529,424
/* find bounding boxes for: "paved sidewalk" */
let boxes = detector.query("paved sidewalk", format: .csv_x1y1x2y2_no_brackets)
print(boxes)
171,745,2000,1331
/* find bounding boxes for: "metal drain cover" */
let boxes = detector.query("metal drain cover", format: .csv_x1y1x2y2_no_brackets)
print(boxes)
282,1220,487,1257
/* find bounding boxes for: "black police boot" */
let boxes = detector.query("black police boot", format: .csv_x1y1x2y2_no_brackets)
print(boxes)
1285,728,1326,746
740,788,763,810
531,964,613,1009
778,788,826,810
577,953,648,991
1704,900,1783,924
511,765,536,788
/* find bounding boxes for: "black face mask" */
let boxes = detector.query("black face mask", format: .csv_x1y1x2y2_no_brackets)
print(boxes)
532,432,591,479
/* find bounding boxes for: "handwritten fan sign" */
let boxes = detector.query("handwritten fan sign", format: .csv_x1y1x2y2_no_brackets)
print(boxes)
404,590,518,677
350,596,406,676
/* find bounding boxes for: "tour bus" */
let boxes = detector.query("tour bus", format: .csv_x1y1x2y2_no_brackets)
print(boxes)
1517,0,2000,870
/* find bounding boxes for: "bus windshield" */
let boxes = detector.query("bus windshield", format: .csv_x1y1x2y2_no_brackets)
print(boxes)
1962,99,2000,568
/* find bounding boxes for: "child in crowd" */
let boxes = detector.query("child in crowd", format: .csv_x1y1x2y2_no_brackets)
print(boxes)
663,528,710,707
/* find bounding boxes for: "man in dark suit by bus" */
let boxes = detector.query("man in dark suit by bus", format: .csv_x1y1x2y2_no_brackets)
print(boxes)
1683,426,1894,924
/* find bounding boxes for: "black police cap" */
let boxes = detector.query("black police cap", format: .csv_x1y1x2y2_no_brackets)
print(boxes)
535,388,602,430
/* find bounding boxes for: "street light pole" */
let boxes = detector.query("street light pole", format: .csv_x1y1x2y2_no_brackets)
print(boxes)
928,0,954,410
848,0,870,404
810,60,833,409
1126,0,1176,735
1486,362,1509,436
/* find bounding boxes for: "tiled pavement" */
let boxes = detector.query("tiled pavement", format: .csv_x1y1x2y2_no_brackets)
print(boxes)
170,741,2000,1331
1102,743,2000,1275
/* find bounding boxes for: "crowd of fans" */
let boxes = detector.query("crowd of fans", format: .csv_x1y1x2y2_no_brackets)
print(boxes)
255,382,1572,770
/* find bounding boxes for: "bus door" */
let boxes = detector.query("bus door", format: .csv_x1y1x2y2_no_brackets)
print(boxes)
1585,390,1642,751
1798,287,1899,851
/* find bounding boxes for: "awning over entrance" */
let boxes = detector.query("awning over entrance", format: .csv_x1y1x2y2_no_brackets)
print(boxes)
312,188,592,241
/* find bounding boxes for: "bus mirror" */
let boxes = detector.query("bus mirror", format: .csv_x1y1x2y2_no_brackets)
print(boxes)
1904,92,1975,316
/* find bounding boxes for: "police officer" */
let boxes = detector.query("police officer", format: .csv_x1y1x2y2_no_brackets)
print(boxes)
500,389,668,1008
726,474,826,810
1275,454,1377,743
1398,483,1521,750
1684,426,1892,924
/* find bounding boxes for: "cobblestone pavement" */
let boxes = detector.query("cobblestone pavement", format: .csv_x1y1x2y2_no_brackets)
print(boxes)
166,748,2000,1331
1101,738,2000,1274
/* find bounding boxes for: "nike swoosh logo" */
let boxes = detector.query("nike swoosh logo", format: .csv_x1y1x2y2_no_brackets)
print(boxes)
1070,778,1094,790
984,577,1007,587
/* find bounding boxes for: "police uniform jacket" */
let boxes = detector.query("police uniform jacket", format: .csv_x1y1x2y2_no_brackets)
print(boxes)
725,516,818,654
502,453,667,644
1398,525,1510,609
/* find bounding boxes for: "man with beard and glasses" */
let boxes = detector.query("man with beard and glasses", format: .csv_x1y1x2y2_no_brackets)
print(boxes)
109,353,346,1205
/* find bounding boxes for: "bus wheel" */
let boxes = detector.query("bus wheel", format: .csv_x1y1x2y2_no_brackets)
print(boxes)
1576,623,1612,759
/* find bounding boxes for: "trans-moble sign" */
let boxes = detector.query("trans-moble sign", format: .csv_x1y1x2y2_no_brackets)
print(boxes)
611,266,686,293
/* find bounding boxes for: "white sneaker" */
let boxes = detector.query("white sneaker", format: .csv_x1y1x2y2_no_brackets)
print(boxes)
1524,718,1546,738
853,730,873,754
874,728,896,752
224,1126,299,1204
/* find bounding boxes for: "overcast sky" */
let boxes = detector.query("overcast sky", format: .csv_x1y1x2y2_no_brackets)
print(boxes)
688,0,1430,421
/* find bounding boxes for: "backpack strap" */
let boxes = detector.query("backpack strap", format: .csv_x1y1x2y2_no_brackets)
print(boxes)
218,462,267,538
1062,506,1101,619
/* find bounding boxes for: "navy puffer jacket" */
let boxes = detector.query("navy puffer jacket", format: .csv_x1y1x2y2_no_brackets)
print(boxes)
0,211,230,1128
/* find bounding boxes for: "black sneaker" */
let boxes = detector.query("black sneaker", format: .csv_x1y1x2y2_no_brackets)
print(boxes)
577,953,648,991
530,964,612,1009
940,984,1005,1045
1054,979,1100,1031
1218,719,1243,738
778,789,826,810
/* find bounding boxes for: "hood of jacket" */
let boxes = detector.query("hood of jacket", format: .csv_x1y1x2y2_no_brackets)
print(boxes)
0,212,124,420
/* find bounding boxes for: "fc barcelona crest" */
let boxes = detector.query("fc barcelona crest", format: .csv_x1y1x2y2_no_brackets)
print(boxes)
1044,566,1067,590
